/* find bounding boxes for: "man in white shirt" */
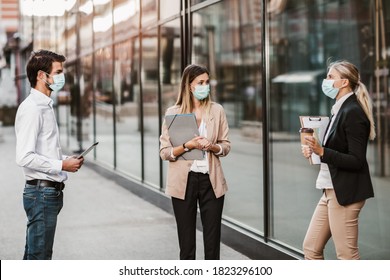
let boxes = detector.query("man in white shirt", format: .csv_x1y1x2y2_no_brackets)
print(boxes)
15,50,84,260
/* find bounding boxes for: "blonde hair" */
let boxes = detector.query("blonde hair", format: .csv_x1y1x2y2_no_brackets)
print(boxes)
328,60,376,140
176,64,211,115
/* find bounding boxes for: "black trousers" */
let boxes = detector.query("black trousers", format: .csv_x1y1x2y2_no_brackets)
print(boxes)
172,171,225,260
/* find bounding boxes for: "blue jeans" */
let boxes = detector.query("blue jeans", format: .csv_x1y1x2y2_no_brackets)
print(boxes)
23,184,63,260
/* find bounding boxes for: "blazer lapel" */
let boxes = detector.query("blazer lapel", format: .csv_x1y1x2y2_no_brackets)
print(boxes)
325,115,338,145
206,107,215,140
324,95,356,146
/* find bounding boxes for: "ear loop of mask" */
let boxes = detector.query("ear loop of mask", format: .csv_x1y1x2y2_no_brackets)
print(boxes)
40,71,52,89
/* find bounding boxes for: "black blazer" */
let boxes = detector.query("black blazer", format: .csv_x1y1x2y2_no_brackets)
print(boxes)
321,94,374,206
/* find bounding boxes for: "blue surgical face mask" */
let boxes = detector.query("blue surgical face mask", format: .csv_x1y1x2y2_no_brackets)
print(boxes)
321,79,341,99
42,71,66,92
193,84,210,100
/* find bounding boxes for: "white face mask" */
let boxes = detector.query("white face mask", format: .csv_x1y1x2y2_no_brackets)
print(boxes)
321,79,343,99
42,71,65,92
193,84,210,100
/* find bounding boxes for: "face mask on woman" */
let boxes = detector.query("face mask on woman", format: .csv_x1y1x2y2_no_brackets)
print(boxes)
321,79,342,99
193,84,210,100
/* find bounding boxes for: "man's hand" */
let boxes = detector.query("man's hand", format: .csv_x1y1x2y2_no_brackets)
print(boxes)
62,156,84,172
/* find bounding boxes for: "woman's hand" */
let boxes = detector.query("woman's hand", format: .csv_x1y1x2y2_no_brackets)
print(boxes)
186,136,205,150
186,136,213,151
305,136,324,157
301,145,312,159
197,137,212,151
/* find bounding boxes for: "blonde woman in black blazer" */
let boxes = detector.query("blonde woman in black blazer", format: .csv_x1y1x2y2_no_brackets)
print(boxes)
302,60,375,259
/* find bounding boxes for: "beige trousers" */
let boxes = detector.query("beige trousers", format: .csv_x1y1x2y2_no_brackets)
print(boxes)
303,189,365,260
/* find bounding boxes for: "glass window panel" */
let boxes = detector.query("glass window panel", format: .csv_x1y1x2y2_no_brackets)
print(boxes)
269,0,390,259
58,63,74,150
94,47,115,168
160,19,182,191
79,7,93,56
57,16,67,56
191,0,206,5
94,1,113,49
62,63,80,150
142,28,160,187
63,55,94,154
113,0,140,41
80,55,95,148
65,12,77,61
160,0,180,19
141,0,157,25
191,0,264,234
114,39,142,180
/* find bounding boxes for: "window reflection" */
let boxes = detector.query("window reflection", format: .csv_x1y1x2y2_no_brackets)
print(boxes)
269,0,390,259
192,0,264,234
115,40,142,179
160,19,182,190
113,0,139,41
160,0,180,19
81,55,94,146
161,21,182,113
94,1,113,48
141,0,157,25
142,28,160,187
94,47,115,167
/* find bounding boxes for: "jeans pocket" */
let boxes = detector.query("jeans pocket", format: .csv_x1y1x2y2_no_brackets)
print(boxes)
42,187,62,198
23,190,37,219
43,188,63,214
23,185,37,199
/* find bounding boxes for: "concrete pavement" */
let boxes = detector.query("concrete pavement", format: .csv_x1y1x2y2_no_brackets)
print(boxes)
0,126,249,260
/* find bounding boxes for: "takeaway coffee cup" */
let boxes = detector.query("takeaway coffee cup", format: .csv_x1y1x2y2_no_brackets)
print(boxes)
299,127,314,146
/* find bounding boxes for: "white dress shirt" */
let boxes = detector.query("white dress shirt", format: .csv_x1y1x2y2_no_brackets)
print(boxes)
316,92,354,189
15,88,68,182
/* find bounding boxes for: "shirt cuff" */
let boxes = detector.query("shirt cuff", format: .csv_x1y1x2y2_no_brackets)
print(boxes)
51,159,63,173
214,144,223,155
170,147,176,159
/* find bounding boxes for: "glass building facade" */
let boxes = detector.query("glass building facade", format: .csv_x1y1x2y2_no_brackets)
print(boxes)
15,0,390,259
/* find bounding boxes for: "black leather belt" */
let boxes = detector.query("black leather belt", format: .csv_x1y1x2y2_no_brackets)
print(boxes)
26,179,65,191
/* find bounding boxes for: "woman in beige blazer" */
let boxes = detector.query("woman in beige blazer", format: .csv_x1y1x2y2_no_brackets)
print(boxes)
160,64,231,259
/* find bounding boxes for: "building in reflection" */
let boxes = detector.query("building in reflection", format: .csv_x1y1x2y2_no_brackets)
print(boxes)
12,0,390,259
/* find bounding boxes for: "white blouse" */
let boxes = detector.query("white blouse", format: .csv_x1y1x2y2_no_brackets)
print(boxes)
190,119,209,174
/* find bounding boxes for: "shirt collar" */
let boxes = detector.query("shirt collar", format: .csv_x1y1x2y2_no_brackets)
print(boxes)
331,91,354,116
31,88,53,107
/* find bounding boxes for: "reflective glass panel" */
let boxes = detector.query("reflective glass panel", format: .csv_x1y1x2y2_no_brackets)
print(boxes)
160,0,180,19
80,54,95,150
94,1,113,49
142,28,160,187
114,39,142,180
113,0,140,41
141,0,157,25
269,0,390,259
160,18,182,190
191,0,264,233
94,47,115,168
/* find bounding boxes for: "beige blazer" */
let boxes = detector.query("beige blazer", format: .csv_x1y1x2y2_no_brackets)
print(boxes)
160,102,231,200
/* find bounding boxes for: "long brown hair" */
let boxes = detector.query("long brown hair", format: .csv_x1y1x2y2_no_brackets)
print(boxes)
328,60,376,140
176,64,211,114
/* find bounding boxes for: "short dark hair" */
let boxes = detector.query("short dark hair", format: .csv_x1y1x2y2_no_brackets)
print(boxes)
26,50,66,88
